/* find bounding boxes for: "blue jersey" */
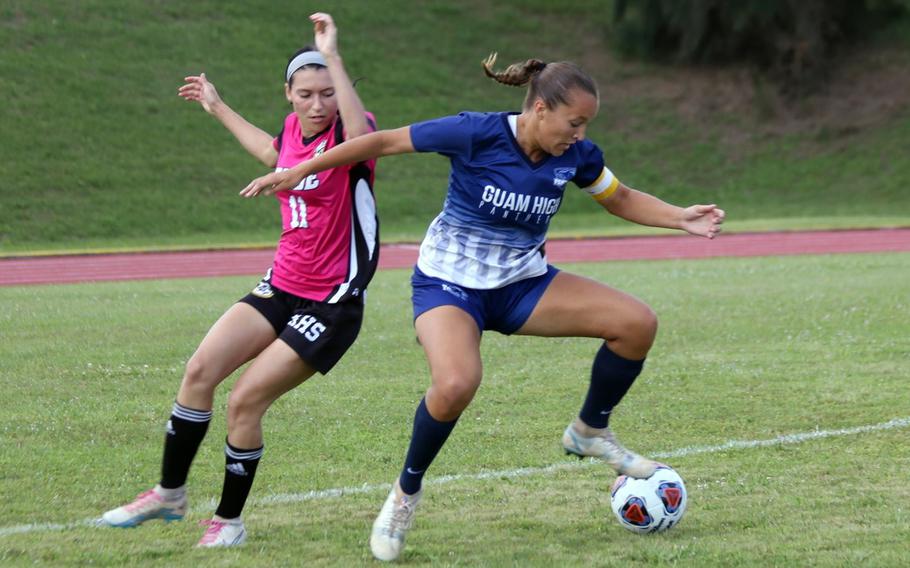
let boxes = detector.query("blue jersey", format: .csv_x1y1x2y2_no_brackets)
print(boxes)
410,111,618,289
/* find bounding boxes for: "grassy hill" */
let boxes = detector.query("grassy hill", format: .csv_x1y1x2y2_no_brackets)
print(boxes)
1,0,908,254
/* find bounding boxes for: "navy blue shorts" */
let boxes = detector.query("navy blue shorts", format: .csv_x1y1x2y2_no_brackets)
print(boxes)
411,265,560,334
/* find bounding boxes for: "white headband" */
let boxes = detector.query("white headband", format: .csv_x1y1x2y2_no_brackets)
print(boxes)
286,51,327,81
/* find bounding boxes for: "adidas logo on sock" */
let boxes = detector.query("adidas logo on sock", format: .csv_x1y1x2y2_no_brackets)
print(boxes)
166,420,175,435
226,462,248,476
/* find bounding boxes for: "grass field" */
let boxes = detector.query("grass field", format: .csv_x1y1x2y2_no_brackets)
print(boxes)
1,252,908,566
2,1,909,254
3,1,907,565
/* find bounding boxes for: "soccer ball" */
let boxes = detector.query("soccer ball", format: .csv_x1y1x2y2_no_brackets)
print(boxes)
610,464,687,534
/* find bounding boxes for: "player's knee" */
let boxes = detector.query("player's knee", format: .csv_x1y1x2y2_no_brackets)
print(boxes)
182,354,219,392
606,305,658,355
429,373,480,415
226,388,265,430
634,306,659,347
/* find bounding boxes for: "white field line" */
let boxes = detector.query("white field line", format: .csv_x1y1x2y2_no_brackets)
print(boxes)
2,416,908,538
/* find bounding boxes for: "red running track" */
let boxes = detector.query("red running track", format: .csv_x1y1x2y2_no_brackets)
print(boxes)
1,229,908,287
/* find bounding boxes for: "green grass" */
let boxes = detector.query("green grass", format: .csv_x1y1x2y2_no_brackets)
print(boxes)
1,1,909,254
1,252,908,566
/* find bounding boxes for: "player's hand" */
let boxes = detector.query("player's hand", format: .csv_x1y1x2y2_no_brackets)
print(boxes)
177,73,221,114
240,169,304,198
310,12,338,57
680,204,725,239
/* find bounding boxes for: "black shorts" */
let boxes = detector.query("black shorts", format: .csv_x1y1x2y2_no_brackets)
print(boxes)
239,273,364,374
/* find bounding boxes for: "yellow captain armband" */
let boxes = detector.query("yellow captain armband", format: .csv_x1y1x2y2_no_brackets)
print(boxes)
582,167,620,203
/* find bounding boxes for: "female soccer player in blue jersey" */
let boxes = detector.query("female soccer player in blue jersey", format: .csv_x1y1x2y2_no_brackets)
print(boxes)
242,53,725,562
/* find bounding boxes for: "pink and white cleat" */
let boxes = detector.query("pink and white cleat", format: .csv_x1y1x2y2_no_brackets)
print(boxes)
101,488,187,528
196,517,247,547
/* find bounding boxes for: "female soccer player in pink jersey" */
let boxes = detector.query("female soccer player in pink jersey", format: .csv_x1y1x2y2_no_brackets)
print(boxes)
101,13,379,548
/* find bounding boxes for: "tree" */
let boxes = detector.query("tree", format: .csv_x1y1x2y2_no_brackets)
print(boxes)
611,0,907,92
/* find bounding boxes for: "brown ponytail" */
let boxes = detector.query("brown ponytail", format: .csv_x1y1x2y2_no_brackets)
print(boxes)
482,52,598,111
482,53,547,87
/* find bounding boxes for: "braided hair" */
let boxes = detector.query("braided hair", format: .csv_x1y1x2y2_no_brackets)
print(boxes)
482,52,598,110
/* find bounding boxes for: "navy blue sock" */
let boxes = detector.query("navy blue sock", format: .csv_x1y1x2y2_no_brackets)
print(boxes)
398,398,459,495
578,344,645,429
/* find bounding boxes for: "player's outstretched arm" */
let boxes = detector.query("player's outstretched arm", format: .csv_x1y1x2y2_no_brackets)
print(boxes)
600,184,725,239
310,12,370,140
240,126,414,198
178,73,278,167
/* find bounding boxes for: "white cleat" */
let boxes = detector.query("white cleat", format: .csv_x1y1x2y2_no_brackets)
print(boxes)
101,488,187,528
562,423,658,479
370,484,422,562
196,517,247,547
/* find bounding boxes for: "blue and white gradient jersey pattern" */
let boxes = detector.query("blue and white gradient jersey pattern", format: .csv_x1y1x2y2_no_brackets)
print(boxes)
410,111,619,289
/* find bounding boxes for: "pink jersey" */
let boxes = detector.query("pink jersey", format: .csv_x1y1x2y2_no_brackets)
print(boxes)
269,112,379,303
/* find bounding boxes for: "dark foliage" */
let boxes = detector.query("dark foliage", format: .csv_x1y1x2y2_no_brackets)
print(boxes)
612,0,907,93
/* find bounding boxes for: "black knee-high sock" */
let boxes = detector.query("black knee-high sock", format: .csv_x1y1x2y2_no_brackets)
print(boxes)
578,344,645,429
160,402,212,489
398,398,459,495
214,441,263,519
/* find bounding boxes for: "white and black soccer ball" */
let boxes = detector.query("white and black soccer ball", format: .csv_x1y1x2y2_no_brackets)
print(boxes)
610,464,687,534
